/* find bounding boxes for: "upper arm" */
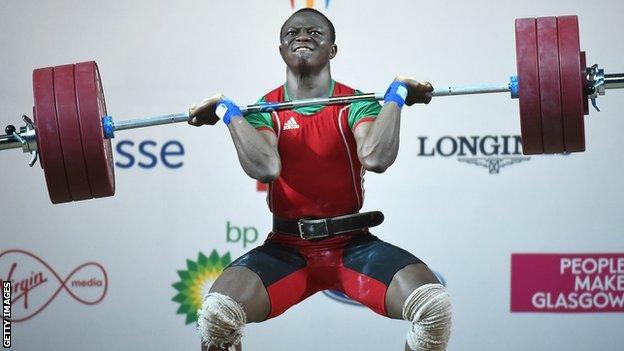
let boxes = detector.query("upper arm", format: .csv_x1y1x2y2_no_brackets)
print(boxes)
257,128,281,180
258,128,278,152
244,96,279,153
352,119,373,151
348,92,381,151
244,96,274,130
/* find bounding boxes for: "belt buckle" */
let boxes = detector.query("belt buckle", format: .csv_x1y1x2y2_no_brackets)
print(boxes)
297,219,306,240
297,218,330,240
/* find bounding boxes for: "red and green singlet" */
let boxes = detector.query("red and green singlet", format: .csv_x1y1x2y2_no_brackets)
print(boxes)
245,80,382,220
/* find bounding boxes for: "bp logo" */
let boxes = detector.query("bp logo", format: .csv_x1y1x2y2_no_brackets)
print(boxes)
172,250,231,324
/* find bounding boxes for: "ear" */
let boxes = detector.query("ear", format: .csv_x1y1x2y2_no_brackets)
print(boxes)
330,44,338,59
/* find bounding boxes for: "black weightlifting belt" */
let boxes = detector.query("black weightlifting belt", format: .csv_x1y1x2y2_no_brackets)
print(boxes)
273,211,384,240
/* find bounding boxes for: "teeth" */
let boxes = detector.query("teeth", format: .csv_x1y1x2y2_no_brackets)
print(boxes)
295,47,311,51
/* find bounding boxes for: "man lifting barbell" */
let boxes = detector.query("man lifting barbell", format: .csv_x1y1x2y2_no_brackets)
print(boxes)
1,12,622,204
188,8,451,351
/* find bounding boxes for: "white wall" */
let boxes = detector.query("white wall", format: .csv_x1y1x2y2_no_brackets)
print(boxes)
1,0,623,350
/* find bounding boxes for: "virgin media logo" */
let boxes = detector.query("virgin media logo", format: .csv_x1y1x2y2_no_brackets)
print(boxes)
0,249,108,322
511,253,624,312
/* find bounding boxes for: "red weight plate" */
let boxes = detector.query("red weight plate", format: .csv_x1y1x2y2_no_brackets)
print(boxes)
580,51,589,116
557,15,585,152
536,17,564,153
75,61,115,198
515,18,543,155
33,67,72,203
53,64,93,201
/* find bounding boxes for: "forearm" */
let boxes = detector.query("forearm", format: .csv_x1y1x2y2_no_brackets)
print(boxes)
228,117,281,183
358,102,401,173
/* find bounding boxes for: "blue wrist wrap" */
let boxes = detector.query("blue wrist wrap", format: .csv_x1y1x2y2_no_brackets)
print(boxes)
216,99,242,125
384,81,409,108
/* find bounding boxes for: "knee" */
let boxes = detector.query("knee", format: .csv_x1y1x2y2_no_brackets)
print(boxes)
197,292,247,349
402,284,452,351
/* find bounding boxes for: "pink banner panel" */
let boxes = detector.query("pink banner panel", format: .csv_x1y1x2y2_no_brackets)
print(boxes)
511,253,624,312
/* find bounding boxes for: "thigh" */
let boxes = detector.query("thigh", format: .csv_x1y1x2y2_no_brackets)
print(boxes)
385,263,440,320
209,266,270,323
340,234,425,316
224,241,310,320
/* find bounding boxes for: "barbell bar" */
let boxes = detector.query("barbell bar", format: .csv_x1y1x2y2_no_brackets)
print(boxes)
105,81,512,136
0,15,622,204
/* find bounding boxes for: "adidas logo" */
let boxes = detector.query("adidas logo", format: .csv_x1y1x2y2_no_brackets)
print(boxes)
283,116,300,130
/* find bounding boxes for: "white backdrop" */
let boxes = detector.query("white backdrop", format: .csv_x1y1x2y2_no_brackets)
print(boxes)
1,0,623,350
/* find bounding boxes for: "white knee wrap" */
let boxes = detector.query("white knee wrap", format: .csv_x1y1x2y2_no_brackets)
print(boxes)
402,283,452,351
197,292,246,350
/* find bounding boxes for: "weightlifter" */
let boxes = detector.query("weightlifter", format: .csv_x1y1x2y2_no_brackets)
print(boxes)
189,8,451,351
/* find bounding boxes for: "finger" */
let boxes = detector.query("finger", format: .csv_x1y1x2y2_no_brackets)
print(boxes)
423,90,433,104
196,93,223,110
188,104,198,117
395,75,414,83
205,93,224,105
209,116,221,125
191,117,204,126
404,96,416,107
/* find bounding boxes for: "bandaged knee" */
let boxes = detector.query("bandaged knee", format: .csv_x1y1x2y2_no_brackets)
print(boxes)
402,283,452,351
197,292,247,350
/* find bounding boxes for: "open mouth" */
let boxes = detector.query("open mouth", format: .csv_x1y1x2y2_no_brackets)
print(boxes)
293,46,313,52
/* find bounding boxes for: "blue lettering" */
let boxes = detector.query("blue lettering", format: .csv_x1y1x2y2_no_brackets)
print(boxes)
115,140,135,168
115,140,185,169
161,141,185,169
138,140,158,169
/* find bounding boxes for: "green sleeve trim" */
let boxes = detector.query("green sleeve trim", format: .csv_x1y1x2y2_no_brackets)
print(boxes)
348,90,381,129
244,96,273,130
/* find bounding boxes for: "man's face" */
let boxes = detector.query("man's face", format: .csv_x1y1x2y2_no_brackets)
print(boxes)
279,12,337,72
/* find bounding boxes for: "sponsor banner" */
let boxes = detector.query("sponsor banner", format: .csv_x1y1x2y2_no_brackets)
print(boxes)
115,139,185,169
511,253,624,312
172,250,231,325
416,135,531,174
0,250,108,322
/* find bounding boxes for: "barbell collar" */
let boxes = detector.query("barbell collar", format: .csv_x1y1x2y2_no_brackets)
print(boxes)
589,72,623,112
585,64,624,111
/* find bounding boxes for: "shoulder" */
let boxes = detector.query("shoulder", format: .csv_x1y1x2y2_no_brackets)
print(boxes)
332,81,357,96
263,85,286,102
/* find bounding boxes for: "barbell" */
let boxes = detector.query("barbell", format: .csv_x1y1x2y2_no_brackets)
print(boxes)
0,15,622,204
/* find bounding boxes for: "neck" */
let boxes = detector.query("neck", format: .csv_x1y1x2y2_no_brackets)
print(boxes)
285,64,332,100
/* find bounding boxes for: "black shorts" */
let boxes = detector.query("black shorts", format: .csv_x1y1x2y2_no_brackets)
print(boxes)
229,231,423,318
